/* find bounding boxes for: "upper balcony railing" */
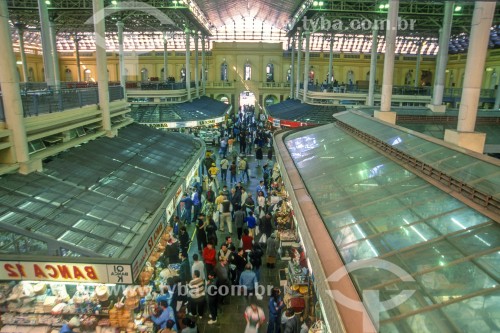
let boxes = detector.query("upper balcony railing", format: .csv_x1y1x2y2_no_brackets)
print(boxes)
0,83,124,120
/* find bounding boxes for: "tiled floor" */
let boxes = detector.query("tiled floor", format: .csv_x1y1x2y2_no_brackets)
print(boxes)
183,150,286,333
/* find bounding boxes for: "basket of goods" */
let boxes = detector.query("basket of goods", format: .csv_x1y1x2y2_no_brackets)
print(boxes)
124,296,139,310
299,286,309,295
51,302,67,315
159,237,168,247
118,307,132,328
308,320,324,333
140,263,155,285
149,252,161,266
136,285,151,298
33,283,47,296
95,284,109,302
124,286,139,310
81,315,98,329
108,302,120,327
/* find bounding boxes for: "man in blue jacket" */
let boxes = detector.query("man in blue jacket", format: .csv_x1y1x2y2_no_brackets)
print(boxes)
180,193,193,225
150,300,177,331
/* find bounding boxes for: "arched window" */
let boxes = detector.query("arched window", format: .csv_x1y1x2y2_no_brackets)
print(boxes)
405,70,412,86
490,69,498,89
286,66,292,82
346,70,354,85
221,61,228,81
180,66,186,82
65,68,72,82
244,61,252,80
266,63,274,82
28,67,34,82
309,67,315,84
448,70,455,87
84,68,91,82
140,68,148,82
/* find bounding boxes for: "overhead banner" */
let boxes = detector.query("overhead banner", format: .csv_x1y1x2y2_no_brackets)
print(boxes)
0,261,133,284
144,117,224,129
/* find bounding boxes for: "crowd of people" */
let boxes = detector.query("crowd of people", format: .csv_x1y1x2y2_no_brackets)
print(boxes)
144,107,314,333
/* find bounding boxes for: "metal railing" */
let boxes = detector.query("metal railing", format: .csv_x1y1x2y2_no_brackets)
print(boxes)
139,81,195,90
0,84,124,120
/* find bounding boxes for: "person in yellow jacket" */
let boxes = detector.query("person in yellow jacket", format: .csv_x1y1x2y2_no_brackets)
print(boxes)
208,163,220,189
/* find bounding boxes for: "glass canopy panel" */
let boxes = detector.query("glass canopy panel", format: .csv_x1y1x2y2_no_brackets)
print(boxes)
383,240,465,275
406,194,463,220
447,224,500,255
425,208,492,235
335,112,500,200
379,221,440,251
439,292,500,333
476,251,500,278
379,307,460,333
284,121,500,331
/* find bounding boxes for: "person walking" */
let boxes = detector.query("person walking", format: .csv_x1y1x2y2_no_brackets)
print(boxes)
283,309,301,333
239,263,258,301
206,217,218,246
202,242,217,273
244,303,266,333
220,156,229,182
255,146,263,166
180,193,193,225
267,288,285,333
187,270,206,319
230,160,238,184
191,254,205,281
214,256,231,305
178,226,191,256
195,213,208,253
266,232,279,268
239,156,249,182
219,194,233,233
241,228,254,252
192,190,202,224
178,251,191,285
232,247,247,286
249,243,264,282
234,205,246,240
245,211,257,237
206,270,219,325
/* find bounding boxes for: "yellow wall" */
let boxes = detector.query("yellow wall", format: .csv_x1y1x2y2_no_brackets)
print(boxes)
14,42,500,90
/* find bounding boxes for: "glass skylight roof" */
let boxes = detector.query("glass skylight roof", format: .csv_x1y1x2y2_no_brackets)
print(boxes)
284,115,500,332
0,124,201,260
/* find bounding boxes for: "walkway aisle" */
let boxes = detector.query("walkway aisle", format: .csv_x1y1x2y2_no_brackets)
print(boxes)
184,151,285,333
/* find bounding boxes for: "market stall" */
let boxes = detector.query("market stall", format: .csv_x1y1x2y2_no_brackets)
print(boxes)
268,162,327,332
